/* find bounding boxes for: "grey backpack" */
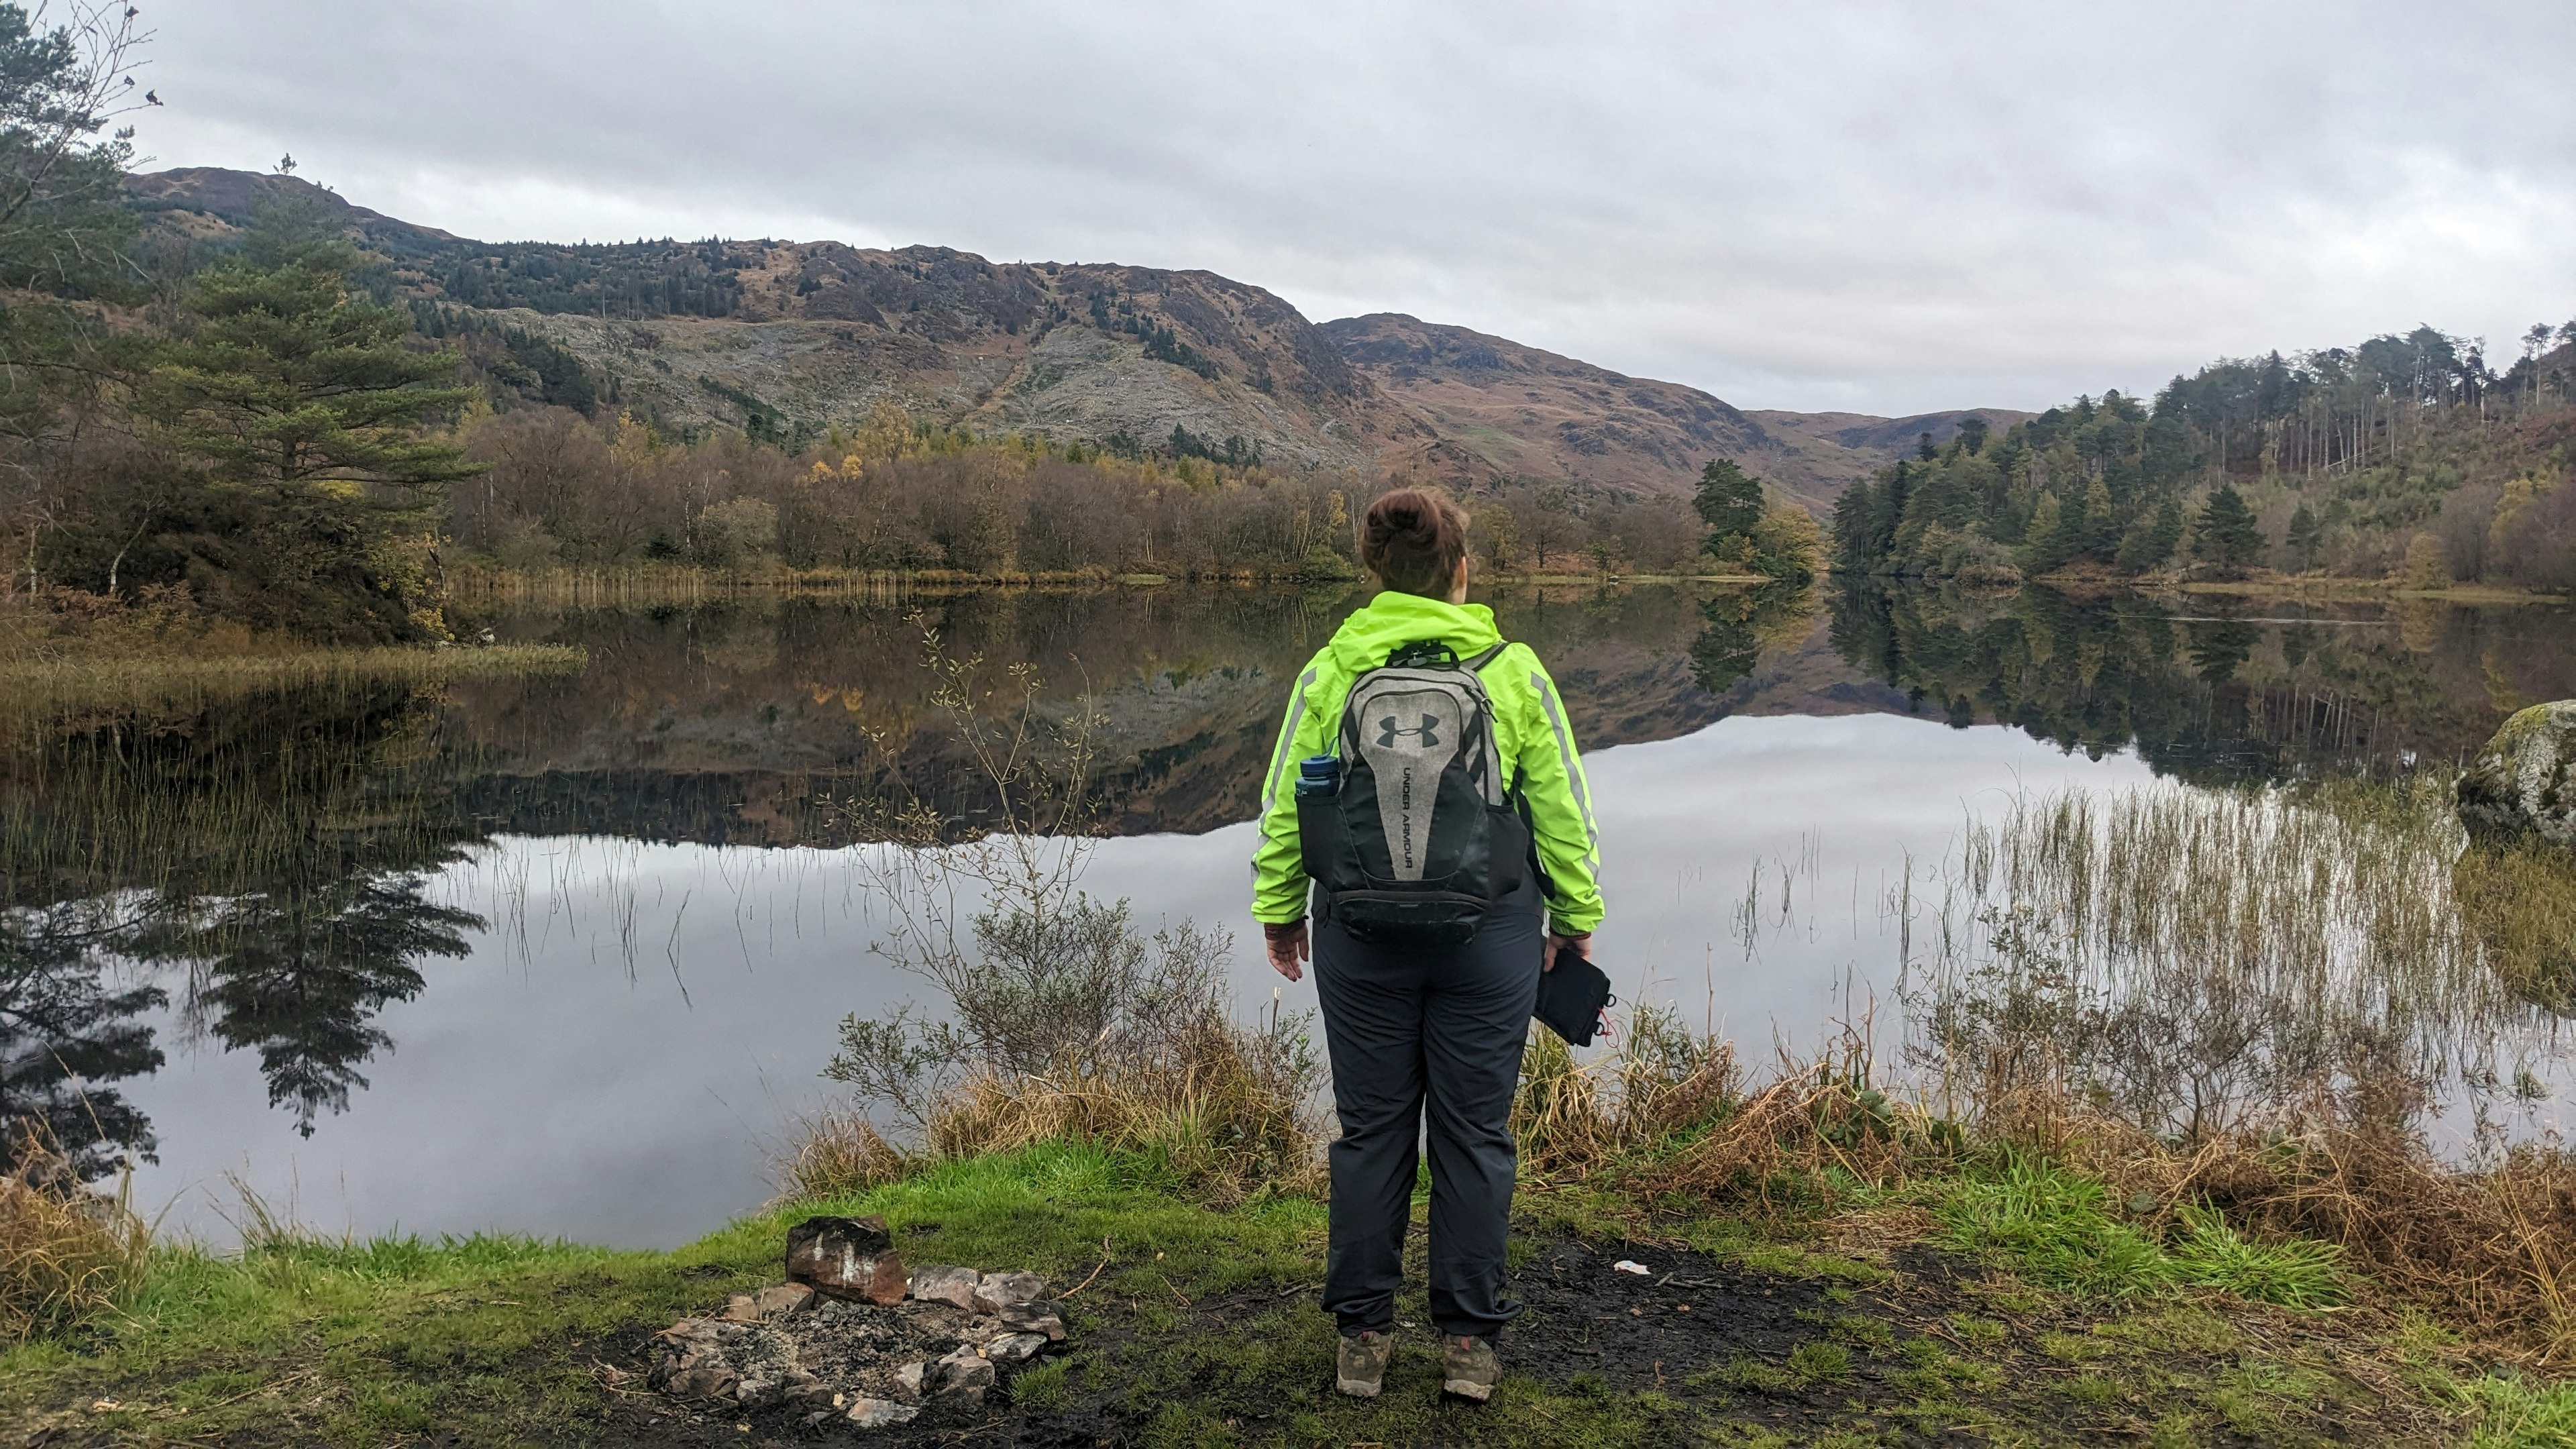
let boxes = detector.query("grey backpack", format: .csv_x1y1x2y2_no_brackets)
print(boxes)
1297,640,1527,945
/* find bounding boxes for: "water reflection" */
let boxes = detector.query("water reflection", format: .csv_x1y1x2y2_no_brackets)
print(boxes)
125,867,480,1134
1688,582,1817,696
1823,582,2576,780
1,906,165,1178
1,582,2571,1233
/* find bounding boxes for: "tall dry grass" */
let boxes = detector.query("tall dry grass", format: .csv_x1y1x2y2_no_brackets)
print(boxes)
0,1136,148,1343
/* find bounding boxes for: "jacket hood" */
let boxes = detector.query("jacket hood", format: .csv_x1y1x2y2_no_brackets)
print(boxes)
1326,590,1503,674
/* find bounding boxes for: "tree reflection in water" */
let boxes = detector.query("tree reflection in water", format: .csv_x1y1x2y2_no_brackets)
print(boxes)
127,865,480,1135
0,906,166,1179
1824,580,2576,785
1689,582,1817,696
1,681,489,1165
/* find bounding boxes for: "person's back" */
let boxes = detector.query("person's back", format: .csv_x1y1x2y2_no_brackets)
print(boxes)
1250,488,1603,1403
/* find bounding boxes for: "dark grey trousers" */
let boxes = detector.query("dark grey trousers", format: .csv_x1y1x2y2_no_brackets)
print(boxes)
1313,875,1544,1339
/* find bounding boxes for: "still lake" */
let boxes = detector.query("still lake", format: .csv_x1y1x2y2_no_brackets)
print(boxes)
14,582,2576,1246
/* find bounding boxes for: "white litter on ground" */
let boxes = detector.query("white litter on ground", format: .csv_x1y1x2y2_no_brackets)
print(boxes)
1612,1260,1651,1275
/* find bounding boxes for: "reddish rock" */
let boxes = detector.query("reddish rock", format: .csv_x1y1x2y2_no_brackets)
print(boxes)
786,1215,906,1304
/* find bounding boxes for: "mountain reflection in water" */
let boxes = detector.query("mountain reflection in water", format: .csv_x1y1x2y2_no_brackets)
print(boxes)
3,582,2573,1242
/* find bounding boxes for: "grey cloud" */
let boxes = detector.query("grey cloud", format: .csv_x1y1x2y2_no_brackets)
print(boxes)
134,0,2576,413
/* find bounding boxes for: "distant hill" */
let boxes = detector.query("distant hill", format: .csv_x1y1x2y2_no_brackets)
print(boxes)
1750,407,2039,485
126,167,2024,508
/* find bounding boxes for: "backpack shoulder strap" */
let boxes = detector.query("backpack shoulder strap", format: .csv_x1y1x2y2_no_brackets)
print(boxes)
1465,642,1508,671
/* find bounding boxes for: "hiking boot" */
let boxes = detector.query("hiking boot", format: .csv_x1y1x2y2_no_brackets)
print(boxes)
1336,1330,1395,1397
1442,1335,1499,1401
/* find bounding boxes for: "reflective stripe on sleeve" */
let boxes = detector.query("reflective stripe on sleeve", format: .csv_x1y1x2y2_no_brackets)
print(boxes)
1257,665,1322,851
1532,669,1600,872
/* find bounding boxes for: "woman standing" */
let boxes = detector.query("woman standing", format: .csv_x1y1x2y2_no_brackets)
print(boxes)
1250,488,1605,1403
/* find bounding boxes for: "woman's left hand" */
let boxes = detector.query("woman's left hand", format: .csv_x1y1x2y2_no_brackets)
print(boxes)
1545,932,1591,969
1264,920,1309,982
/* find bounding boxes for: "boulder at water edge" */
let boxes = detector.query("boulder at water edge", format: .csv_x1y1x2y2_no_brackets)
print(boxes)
2459,701,2576,845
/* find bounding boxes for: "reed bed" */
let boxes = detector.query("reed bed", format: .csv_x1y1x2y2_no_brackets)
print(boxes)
447,562,931,608
1882,777,2576,1359
1915,777,2576,1141
0,643,584,739
445,562,1215,609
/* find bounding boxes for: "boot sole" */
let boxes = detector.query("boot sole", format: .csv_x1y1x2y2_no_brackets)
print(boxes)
1336,1379,1383,1398
1443,1378,1494,1401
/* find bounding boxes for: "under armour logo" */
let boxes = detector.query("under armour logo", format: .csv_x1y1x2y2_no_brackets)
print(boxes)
1377,714,1440,748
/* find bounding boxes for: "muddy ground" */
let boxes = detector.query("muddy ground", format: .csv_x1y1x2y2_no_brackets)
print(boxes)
590,1230,2447,1448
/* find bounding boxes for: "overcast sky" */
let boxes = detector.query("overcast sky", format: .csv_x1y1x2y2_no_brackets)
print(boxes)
128,1,2576,415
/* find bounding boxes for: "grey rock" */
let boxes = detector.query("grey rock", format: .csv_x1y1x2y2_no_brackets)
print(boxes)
2461,702,2576,845
663,1364,739,1399
891,1360,926,1403
971,1270,1048,1313
845,1397,921,1428
998,1300,1068,1341
986,1332,1049,1364
783,1379,837,1409
908,1264,983,1309
755,1282,817,1317
936,1345,998,1394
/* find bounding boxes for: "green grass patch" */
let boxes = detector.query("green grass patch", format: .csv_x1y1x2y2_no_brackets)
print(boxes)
2465,1373,2576,1448
1935,1150,2349,1308
0,1142,1320,1445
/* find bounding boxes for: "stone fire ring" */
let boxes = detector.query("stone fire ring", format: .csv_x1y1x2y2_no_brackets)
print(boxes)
645,1214,1068,1430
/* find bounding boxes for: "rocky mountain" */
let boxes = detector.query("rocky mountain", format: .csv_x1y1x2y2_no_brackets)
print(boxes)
127,167,2022,506
1321,313,1936,511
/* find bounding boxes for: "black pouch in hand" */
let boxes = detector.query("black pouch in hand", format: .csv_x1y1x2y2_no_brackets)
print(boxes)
1533,945,1614,1046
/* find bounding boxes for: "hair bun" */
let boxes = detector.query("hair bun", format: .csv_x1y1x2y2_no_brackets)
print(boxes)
1358,488,1469,597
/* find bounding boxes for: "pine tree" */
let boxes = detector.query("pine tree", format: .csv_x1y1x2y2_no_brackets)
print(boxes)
1694,457,1766,541
1830,478,1876,572
2189,486,2265,578
2020,490,2067,574
145,196,481,495
137,192,485,639
2284,504,2320,571
2080,478,2116,561
2113,496,2186,572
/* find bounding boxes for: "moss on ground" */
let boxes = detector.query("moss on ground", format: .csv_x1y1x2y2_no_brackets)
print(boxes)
2,1142,2571,1446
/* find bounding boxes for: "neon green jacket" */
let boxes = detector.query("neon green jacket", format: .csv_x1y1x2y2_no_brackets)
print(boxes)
1250,590,1605,934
